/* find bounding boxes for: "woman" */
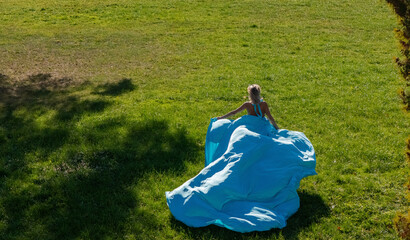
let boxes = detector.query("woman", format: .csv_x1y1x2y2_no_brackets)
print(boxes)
165,84,316,233
217,84,279,129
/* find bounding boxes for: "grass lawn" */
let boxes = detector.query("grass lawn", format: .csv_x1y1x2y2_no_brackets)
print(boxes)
0,0,408,239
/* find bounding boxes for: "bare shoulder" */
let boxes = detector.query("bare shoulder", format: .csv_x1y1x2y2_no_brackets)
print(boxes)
260,101,269,108
242,102,252,110
260,101,270,112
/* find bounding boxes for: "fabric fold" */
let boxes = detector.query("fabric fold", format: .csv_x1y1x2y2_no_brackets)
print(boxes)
166,115,317,233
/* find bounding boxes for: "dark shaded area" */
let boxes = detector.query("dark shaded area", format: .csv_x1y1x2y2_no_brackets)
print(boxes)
0,73,75,106
55,98,110,121
42,121,195,240
170,190,329,240
93,78,135,96
0,73,199,239
280,190,330,239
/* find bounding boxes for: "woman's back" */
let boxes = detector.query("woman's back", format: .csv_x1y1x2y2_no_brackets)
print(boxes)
216,84,279,130
245,101,267,118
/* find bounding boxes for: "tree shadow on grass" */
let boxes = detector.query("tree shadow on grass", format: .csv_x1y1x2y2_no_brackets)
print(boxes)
0,73,199,239
39,120,197,240
170,190,329,240
93,78,136,96
0,73,109,160
0,73,75,105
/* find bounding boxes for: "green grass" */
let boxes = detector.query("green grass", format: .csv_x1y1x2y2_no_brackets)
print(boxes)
0,0,408,239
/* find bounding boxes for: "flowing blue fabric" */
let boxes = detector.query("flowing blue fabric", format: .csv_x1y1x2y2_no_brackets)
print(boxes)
165,115,316,232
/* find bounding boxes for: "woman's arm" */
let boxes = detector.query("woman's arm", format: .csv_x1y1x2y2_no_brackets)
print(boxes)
217,103,247,120
264,103,280,130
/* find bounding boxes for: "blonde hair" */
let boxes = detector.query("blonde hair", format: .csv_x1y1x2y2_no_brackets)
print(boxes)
247,84,262,104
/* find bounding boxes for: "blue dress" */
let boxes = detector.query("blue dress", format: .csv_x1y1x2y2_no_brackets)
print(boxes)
165,103,317,233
